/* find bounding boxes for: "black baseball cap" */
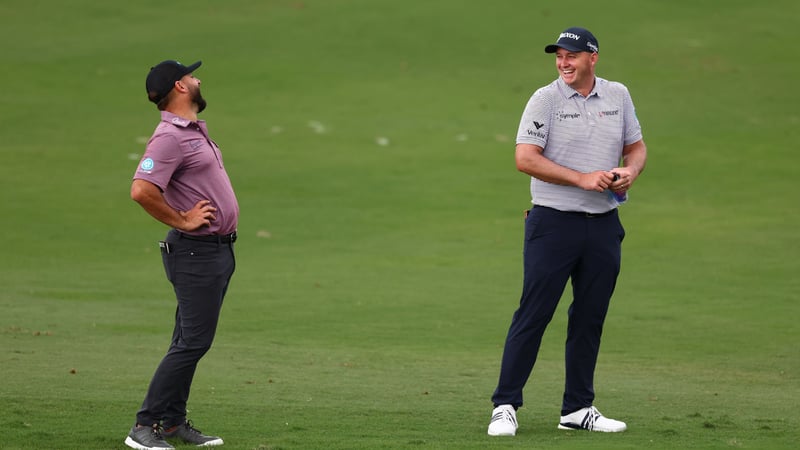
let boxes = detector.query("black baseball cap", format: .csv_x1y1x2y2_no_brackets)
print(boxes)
145,60,202,104
544,27,599,54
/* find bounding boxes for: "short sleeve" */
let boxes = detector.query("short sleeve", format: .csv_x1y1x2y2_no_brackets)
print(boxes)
516,88,553,147
133,133,182,191
621,87,643,145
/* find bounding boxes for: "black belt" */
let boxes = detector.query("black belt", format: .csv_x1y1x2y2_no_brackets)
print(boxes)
535,206,616,218
177,231,237,243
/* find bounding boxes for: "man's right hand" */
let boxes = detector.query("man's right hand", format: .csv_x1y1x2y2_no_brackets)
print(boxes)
578,171,616,193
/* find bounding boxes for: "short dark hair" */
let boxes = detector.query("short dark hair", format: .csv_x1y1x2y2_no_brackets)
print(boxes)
154,90,172,111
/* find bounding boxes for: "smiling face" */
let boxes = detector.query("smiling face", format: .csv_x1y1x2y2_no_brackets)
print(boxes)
555,48,597,96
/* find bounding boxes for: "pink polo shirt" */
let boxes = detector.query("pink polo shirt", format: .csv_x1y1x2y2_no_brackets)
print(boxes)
134,111,239,235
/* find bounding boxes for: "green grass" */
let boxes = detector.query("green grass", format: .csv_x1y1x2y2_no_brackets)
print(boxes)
2,0,799,448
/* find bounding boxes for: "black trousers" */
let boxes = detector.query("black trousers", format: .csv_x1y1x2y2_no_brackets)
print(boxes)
491,206,625,415
136,229,236,428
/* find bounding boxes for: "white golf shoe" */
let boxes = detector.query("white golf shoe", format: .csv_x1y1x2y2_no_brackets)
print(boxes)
487,404,518,436
557,406,626,432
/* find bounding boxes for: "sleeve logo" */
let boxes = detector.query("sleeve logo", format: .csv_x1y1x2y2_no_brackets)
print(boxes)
140,157,154,172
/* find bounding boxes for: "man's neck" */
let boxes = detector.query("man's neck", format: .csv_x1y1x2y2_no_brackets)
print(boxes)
166,104,198,122
575,76,596,98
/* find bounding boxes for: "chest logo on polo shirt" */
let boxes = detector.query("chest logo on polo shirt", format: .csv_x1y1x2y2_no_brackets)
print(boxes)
556,110,581,121
139,157,154,173
598,109,620,117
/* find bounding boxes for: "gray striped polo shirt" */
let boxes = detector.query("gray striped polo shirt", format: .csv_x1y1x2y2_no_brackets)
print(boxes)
516,76,643,213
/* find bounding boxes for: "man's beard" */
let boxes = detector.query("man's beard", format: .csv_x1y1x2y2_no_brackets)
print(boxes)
191,87,207,113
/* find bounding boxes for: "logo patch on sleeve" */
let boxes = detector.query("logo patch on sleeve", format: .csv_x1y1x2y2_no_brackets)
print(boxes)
140,157,154,172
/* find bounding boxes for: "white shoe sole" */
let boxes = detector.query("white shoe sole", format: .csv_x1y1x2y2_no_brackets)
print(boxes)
488,430,516,436
124,436,174,450
558,423,626,432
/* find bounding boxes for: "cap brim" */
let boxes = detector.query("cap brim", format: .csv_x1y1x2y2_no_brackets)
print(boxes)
184,61,202,74
544,44,583,53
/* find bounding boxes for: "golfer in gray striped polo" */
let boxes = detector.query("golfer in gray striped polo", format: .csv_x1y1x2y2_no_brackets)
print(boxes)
488,26,647,436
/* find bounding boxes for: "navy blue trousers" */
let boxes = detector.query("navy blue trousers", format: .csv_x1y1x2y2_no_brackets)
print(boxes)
136,229,236,428
492,206,624,415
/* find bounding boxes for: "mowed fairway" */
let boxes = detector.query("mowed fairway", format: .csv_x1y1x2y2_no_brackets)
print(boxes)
1,0,798,449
